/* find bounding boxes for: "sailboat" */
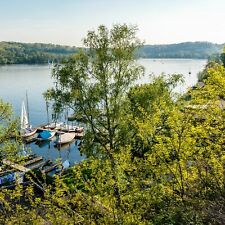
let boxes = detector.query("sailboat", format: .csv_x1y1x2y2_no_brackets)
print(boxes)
21,100,37,138
36,130,56,141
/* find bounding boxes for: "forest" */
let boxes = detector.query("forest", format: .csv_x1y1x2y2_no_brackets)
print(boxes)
0,42,78,64
138,42,224,59
0,24,225,224
0,41,223,65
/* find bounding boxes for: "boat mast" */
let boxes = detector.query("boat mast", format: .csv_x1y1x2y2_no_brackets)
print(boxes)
26,90,30,124
46,101,50,126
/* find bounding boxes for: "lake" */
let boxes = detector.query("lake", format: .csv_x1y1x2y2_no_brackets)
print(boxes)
0,58,207,164
138,58,207,92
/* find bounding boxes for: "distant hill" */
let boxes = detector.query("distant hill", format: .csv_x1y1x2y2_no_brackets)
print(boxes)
0,42,78,64
138,42,224,59
0,41,224,64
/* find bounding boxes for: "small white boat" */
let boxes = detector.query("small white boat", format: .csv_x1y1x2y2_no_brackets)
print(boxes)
56,132,75,145
22,128,37,138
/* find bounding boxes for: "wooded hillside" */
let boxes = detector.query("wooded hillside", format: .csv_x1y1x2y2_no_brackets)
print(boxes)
0,41,223,64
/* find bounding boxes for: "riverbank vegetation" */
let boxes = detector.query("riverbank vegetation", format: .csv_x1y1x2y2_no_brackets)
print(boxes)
0,24,225,224
0,41,223,65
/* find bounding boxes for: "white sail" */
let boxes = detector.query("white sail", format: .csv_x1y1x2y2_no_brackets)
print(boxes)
21,101,29,130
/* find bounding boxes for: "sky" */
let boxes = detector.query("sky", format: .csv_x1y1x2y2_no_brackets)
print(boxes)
0,0,224,46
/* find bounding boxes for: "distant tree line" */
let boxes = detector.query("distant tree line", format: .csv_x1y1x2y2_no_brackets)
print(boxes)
138,41,224,59
0,42,78,64
0,41,224,64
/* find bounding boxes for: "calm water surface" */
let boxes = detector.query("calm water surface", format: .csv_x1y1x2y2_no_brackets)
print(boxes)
0,59,207,164
139,58,207,92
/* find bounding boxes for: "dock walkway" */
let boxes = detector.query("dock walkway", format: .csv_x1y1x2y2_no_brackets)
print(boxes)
2,159,31,173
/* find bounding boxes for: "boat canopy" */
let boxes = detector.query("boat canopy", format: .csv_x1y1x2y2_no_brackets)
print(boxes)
37,130,52,139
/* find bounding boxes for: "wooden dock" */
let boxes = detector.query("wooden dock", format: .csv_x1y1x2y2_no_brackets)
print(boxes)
41,163,59,174
2,156,44,173
27,161,47,170
2,159,30,173
23,156,43,167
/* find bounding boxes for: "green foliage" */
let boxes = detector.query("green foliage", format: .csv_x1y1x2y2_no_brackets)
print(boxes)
45,24,145,212
45,24,144,157
221,46,225,67
0,100,20,160
1,25,225,224
121,62,225,223
42,25,225,224
126,74,183,158
0,42,78,64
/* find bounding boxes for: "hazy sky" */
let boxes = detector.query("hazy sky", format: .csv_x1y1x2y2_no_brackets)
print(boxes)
0,0,224,46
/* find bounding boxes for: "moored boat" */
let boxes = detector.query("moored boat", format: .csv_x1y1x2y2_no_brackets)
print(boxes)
55,132,75,145
36,130,56,141
44,122,63,130
21,100,37,138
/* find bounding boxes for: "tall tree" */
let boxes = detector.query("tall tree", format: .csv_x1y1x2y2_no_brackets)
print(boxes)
45,24,144,206
45,24,144,155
